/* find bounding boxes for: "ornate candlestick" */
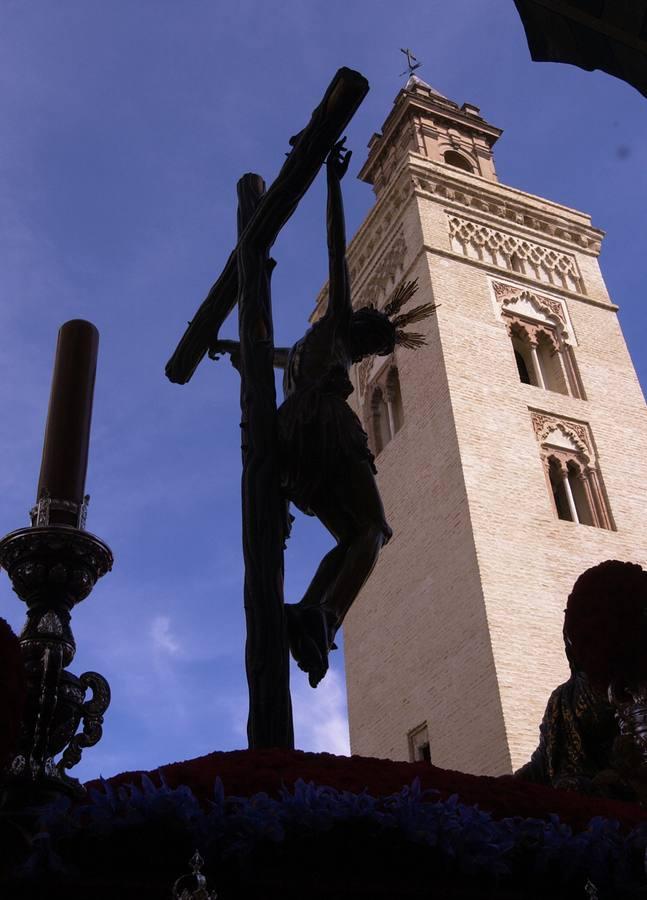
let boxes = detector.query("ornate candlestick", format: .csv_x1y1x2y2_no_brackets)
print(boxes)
0,320,113,802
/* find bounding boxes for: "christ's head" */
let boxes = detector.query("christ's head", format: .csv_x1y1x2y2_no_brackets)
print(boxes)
349,307,396,362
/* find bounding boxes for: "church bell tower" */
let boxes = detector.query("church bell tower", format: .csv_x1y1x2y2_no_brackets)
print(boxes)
312,75,647,775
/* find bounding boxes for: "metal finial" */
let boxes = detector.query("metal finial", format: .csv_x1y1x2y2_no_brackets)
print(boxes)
400,48,422,78
172,850,217,900
584,880,599,899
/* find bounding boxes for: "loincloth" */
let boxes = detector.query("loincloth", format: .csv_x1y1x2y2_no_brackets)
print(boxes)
277,387,376,517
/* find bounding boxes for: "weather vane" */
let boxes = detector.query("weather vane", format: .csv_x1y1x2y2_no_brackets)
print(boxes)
400,48,422,78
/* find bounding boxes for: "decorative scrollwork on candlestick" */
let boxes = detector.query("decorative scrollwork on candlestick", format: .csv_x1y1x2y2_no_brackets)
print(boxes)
57,671,110,779
0,524,113,800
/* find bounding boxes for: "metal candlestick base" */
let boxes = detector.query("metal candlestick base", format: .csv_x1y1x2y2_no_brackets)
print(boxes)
609,680,647,760
0,524,113,801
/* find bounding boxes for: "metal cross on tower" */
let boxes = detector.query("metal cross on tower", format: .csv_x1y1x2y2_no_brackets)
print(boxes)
400,47,422,77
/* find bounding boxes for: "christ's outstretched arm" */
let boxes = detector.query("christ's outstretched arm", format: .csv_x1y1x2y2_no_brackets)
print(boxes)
322,139,352,329
209,339,290,370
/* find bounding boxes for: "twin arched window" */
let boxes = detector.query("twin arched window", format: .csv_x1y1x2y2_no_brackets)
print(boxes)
505,314,584,399
534,417,614,530
544,451,612,529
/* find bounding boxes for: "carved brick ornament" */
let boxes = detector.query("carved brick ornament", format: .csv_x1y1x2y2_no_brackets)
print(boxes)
410,170,601,253
493,282,568,332
353,229,408,310
531,412,593,460
448,215,583,293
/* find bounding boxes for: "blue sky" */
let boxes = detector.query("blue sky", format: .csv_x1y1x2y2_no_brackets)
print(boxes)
1,2,645,783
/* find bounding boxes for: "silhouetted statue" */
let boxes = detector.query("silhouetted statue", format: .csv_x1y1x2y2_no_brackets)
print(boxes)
214,140,436,687
516,560,647,804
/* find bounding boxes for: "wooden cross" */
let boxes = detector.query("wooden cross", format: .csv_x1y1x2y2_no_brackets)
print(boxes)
166,69,369,749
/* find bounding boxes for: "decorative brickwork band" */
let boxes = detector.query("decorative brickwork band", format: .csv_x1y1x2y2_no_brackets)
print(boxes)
410,170,602,255
353,229,408,310
448,215,583,293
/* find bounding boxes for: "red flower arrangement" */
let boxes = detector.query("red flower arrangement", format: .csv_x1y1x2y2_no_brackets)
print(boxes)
0,616,26,766
564,560,647,691
88,746,647,832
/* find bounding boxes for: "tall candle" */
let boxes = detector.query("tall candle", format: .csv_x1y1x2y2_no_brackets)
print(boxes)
36,320,99,527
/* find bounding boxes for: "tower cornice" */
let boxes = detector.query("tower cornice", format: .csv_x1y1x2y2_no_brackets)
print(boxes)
406,156,605,255
312,148,608,322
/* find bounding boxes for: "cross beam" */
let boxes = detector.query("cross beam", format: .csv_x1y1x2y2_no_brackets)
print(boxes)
165,67,369,385
236,173,293,748
166,70,369,748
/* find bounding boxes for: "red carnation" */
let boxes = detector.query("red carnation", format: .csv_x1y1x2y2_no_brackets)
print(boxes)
564,560,647,690
0,617,26,766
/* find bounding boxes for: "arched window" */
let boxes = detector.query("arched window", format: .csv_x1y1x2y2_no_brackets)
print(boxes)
504,311,583,398
567,460,595,526
510,252,524,274
366,364,406,455
548,457,572,521
443,150,473,173
545,454,596,525
370,385,391,455
533,415,614,530
386,367,404,435
514,348,531,384
510,331,536,385
535,330,568,395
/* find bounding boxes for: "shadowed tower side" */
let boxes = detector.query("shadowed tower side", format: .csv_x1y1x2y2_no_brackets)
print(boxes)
311,75,647,775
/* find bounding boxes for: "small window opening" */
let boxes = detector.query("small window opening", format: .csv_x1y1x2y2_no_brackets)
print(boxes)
366,364,406,455
568,461,595,526
536,332,568,395
417,742,431,763
408,723,431,764
370,386,391,455
511,334,537,386
514,349,531,384
386,368,404,435
548,458,572,522
443,150,473,173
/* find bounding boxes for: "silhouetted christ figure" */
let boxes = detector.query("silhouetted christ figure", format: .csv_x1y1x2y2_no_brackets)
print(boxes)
214,141,436,687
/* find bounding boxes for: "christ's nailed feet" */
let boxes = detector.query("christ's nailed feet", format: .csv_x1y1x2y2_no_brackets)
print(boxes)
286,604,337,688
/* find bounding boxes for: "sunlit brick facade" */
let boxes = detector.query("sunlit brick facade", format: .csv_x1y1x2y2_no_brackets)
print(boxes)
312,77,647,775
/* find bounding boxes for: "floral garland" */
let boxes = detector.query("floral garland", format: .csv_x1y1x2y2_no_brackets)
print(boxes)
3,774,646,898
564,560,647,690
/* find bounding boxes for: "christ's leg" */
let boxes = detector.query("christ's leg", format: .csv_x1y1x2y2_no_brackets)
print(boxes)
299,541,350,610
285,516,352,686
319,458,391,625
287,460,391,686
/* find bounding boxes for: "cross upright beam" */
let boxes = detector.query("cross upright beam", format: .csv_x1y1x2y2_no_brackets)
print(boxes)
165,67,369,386
236,172,293,748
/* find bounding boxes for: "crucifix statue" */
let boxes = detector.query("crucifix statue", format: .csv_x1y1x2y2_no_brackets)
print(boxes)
166,68,436,750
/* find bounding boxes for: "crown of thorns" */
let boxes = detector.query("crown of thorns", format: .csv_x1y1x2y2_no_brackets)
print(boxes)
380,279,438,349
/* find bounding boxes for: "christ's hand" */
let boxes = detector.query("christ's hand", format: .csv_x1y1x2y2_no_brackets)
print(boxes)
326,138,352,180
